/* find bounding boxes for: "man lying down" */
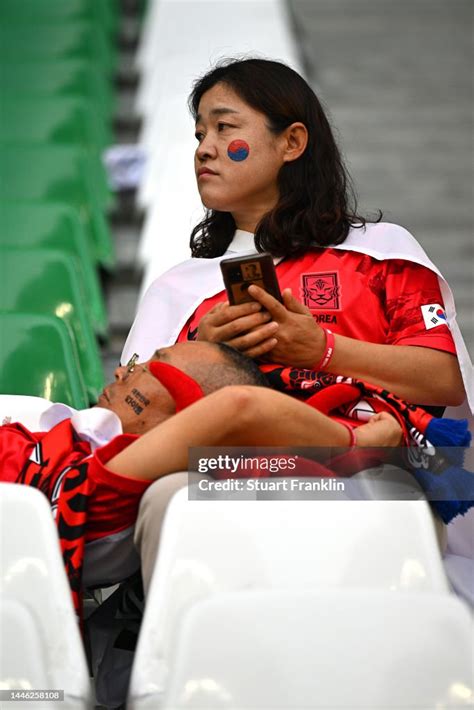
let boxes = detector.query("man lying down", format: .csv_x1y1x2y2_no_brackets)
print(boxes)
0,341,469,618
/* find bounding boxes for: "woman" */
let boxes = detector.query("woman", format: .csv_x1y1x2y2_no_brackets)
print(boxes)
122,58,470,411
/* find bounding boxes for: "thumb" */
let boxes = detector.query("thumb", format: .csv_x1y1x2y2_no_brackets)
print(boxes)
282,288,311,315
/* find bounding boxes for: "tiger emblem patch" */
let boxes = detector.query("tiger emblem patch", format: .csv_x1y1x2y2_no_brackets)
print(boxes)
301,272,341,310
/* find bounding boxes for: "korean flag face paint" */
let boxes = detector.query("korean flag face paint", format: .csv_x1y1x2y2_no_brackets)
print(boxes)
227,139,250,162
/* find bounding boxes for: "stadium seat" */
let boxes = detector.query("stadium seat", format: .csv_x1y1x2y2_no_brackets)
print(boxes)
0,96,110,149
0,249,104,401
0,312,88,409
0,484,92,709
444,508,474,606
1,141,111,212
0,60,114,127
0,21,117,76
0,144,114,267
0,395,53,430
155,590,473,710
1,202,108,336
0,0,118,39
129,489,450,704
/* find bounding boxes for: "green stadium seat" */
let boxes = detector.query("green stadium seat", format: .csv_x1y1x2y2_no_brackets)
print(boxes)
1,96,110,149
0,312,89,409
0,145,115,267
0,0,118,39
0,22,117,76
0,202,108,337
0,60,114,125
0,249,105,402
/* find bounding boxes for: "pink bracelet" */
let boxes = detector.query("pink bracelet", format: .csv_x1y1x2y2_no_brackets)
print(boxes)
339,422,357,447
314,328,335,371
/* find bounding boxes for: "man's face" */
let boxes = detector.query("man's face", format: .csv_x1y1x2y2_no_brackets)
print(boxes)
96,342,224,435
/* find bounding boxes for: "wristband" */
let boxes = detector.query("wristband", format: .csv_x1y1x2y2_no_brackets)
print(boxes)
314,328,335,371
339,421,357,448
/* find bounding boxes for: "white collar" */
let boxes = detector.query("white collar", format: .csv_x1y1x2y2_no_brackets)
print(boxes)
228,229,256,252
40,404,123,452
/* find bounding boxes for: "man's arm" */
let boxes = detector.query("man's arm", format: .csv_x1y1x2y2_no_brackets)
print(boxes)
103,386,401,480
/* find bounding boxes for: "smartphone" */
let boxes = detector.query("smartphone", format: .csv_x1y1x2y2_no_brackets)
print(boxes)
220,253,282,305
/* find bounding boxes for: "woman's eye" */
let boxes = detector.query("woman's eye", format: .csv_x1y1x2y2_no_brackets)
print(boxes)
217,122,232,132
195,132,204,142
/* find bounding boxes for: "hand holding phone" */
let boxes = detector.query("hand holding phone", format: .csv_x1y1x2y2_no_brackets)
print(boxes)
220,253,282,305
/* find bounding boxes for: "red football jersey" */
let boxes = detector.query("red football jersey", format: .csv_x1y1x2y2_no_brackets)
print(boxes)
177,249,456,354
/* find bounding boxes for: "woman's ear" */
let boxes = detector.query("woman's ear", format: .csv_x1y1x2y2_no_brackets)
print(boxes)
282,122,308,163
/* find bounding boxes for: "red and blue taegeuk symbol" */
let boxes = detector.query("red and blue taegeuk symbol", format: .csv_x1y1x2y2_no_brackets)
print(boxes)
437,308,447,320
227,139,250,162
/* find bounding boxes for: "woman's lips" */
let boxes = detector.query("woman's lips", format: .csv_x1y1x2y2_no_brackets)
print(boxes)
198,169,218,178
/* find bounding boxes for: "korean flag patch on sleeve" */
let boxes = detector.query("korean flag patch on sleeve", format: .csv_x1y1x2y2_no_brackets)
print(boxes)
421,303,448,330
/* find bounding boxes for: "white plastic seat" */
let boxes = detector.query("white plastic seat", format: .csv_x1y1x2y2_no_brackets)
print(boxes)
159,589,473,710
442,402,474,605
0,484,91,708
444,507,474,606
129,486,450,706
0,394,52,430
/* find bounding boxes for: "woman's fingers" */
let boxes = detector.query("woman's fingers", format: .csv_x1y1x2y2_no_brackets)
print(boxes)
197,301,263,340
204,300,261,326
216,310,273,341
226,321,279,351
282,288,312,315
243,337,279,359
247,284,288,319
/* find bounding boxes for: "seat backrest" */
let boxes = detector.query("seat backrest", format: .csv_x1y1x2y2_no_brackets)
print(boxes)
158,589,473,710
0,143,114,266
0,96,103,147
0,394,52,430
0,142,110,210
0,312,88,408
0,248,104,400
129,487,450,702
0,201,108,335
0,483,91,707
0,59,112,119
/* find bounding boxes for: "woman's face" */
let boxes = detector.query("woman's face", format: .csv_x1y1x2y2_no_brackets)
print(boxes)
194,83,286,226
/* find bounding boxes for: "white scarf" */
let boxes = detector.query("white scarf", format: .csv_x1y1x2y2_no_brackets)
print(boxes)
121,223,473,412
40,404,123,451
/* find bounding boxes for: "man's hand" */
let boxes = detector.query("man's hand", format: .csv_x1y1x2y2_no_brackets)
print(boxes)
197,299,279,355
245,285,326,366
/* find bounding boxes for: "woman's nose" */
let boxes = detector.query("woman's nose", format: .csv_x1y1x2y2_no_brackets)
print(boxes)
196,134,217,161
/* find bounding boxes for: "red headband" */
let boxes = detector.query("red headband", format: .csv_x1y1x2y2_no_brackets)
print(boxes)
148,360,204,412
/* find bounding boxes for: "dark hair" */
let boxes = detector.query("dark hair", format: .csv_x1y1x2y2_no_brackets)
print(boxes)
189,57,380,258
175,341,268,392
210,342,269,389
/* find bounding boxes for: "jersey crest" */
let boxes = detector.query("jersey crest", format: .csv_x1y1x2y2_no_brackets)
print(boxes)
301,272,341,310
